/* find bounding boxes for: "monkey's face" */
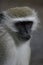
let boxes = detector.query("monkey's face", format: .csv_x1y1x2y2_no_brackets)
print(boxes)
0,13,33,41
0,11,37,41
14,21,33,40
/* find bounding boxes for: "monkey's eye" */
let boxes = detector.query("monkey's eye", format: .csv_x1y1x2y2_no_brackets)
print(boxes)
0,13,4,19
14,21,33,34
0,13,4,23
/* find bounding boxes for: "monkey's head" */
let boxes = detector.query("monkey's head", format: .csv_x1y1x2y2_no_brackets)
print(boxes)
0,7,39,41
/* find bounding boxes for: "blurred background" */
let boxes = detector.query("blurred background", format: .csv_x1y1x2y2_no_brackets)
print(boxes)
0,0,43,65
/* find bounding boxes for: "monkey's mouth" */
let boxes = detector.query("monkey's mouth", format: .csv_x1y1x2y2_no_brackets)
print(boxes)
18,33,31,40
21,35,31,40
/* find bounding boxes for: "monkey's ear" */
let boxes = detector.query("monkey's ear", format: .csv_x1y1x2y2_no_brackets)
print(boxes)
0,13,4,23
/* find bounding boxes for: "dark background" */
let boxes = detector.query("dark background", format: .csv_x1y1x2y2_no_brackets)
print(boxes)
0,0,43,65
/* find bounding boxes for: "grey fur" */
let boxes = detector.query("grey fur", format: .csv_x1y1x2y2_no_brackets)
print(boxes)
0,7,39,65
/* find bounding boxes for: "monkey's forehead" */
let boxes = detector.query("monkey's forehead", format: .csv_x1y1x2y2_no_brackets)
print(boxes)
5,7,35,18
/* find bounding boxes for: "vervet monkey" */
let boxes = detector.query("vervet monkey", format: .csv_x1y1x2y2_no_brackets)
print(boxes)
0,7,39,65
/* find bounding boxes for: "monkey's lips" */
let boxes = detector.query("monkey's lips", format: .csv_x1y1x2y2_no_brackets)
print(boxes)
19,34,31,40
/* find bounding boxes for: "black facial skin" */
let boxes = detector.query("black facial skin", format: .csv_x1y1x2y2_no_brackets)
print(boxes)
15,21,33,40
0,13,4,23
